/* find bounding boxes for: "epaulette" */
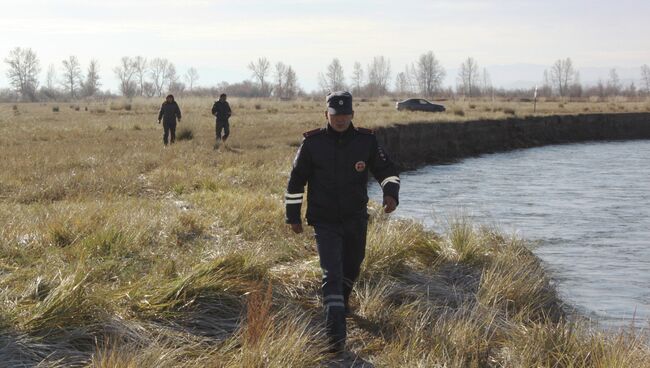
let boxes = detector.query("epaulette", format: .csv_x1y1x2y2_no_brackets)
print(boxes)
303,128,326,138
356,127,375,135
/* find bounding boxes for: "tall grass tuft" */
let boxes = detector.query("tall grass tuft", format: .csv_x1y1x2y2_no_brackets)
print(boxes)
23,269,110,334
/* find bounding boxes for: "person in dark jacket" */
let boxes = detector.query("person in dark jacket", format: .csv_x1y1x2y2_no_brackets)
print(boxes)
211,93,232,148
158,94,182,145
285,91,400,354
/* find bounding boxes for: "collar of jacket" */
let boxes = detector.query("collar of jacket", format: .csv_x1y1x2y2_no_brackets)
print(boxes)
326,122,355,139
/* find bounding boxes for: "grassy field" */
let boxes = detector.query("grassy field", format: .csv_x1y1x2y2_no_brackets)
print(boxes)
1,97,649,367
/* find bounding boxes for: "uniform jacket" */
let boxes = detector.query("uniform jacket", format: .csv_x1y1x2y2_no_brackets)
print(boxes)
158,101,181,125
211,101,232,122
285,123,400,225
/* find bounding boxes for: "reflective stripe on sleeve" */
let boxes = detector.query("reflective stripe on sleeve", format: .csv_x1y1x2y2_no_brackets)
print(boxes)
285,192,304,198
324,294,344,302
326,301,346,308
285,199,303,205
381,176,400,188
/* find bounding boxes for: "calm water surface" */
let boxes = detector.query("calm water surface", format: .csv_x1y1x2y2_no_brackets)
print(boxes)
370,140,650,330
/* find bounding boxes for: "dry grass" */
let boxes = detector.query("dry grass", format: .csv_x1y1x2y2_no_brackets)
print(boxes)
1,97,648,366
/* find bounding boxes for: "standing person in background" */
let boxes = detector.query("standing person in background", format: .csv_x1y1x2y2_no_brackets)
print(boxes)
284,91,400,355
211,93,232,149
158,94,182,146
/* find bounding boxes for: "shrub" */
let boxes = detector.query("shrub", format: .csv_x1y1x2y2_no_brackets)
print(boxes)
504,108,516,115
52,106,60,113
254,104,262,110
453,107,465,116
177,127,193,141
124,104,132,111
266,107,279,114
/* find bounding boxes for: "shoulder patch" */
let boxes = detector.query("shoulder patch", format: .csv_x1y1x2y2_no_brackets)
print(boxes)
303,128,325,138
356,127,374,135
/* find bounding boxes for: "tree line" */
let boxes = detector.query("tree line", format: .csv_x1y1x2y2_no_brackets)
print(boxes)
3,46,650,102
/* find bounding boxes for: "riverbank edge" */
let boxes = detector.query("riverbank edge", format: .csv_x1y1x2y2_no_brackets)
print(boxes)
372,112,650,329
374,112,650,170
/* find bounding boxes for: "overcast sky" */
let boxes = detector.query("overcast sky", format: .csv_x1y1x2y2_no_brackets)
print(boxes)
1,0,649,92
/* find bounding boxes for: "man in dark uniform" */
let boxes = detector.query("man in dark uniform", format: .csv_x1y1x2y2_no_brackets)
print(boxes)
157,94,182,145
211,93,232,148
285,91,400,353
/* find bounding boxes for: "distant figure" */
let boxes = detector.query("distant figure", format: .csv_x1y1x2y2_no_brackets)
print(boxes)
158,94,182,145
211,93,232,148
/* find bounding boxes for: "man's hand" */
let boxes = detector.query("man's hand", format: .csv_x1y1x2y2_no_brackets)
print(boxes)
383,196,397,213
290,223,303,234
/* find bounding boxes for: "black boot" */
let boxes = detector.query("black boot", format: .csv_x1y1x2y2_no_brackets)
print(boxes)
325,306,346,354
343,284,353,316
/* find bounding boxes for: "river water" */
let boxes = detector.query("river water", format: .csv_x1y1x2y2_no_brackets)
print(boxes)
370,140,650,331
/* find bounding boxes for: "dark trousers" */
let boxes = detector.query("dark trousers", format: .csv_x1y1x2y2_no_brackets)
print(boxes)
216,120,230,140
163,121,176,145
313,217,367,345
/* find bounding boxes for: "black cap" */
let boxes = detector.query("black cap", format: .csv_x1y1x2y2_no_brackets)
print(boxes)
326,91,353,115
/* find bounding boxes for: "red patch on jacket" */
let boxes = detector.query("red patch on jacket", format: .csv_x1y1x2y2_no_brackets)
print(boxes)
355,161,366,172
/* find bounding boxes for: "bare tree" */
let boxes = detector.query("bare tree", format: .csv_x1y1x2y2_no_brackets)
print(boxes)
61,55,83,99
284,66,299,99
133,56,148,96
607,68,621,96
45,64,57,91
481,68,492,97
4,47,40,101
568,71,583,97
114,56,137,97
549,58,575,97
350,62,364,96
165,63,183,95
326,58,346,91
596,79,606,99
406,64,419,93
184,67,199,92
415,51,445,98
149,58,176,97
274,62,287,98
624,82,637,98
642,64,650,94
82,59,101,97
248,57,271,96
142,82,156,97
394,71,410,96
367,56,391,97
457,57,480,97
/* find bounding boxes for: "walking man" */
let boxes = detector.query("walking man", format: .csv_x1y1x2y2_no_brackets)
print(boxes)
211,93,232,148
285,91,400,353
158,94,182,145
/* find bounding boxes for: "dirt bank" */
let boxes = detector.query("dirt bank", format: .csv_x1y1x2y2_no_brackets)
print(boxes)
375,113,650,169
